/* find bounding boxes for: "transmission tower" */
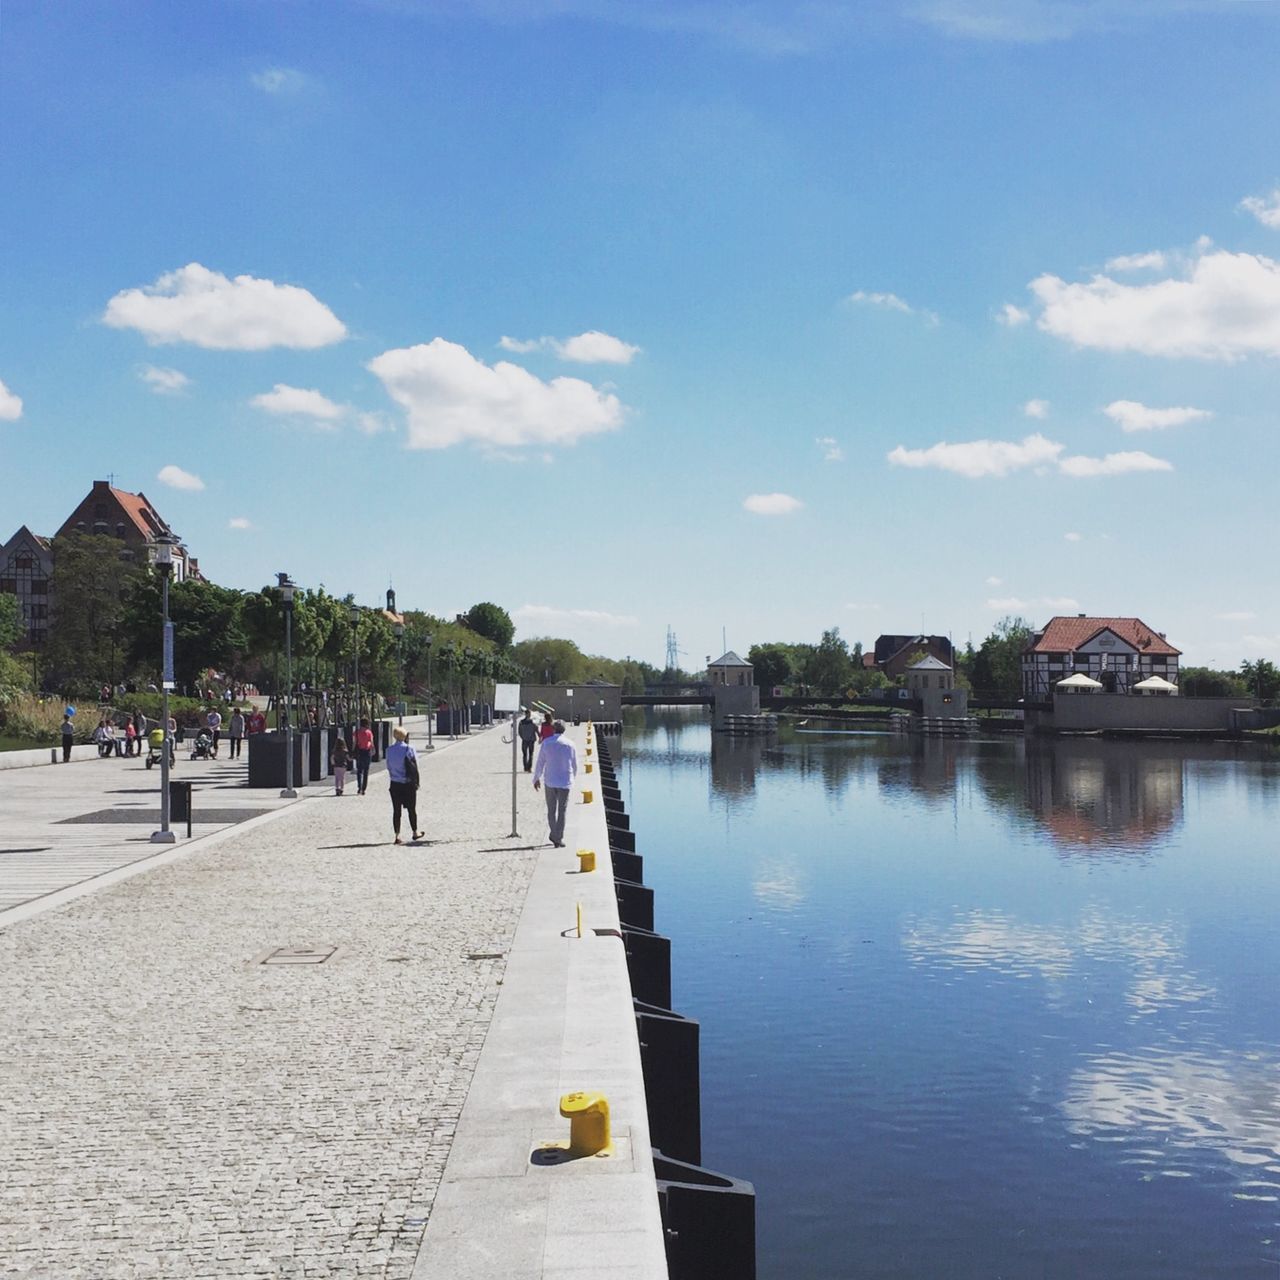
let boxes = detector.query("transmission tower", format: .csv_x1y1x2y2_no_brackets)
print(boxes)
665,625,682,672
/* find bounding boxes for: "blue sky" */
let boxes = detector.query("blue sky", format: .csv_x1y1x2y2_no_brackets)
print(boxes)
3,0,1279,668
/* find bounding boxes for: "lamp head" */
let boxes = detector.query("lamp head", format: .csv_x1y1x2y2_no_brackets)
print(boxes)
348,602,361,625
276,572,296,607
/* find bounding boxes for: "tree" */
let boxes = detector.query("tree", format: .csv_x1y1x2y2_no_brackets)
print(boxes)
512,637,586,684
1180,666,1248,698
0,593,22,651
969,616,1034,698
123,577,248,692
809,627,853,692
747,643,793,691
464,602,515,649
1240,658,1280,703
44,532,145,692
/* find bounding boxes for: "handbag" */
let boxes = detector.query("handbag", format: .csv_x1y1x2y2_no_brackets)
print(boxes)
404,751,420,789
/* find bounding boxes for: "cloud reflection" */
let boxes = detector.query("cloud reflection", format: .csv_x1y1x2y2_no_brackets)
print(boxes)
902,907,1214,1016
1064,1048,1280,1180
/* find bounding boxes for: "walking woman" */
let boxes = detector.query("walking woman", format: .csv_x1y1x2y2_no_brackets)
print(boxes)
330,733,350,796
385,726,423,845
354,717,374,795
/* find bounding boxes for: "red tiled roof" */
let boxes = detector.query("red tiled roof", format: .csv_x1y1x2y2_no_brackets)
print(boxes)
112,487,169,540
1026,616,1180,657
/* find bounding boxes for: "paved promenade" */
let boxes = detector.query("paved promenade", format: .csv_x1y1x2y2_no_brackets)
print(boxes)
0,725,594,1278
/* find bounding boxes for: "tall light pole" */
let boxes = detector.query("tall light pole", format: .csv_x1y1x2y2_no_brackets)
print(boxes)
279,573,297,799
394,619,405,726
349,603,361,732
150,533,178,845
424,632,434,749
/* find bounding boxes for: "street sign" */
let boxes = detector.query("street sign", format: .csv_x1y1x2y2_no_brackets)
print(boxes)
494,682,521,713
162,622,175,689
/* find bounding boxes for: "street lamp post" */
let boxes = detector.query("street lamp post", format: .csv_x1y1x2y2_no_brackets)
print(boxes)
150,533,178,845
394,620,405,726
279,573,297,799
349,603,361,734
423,632,434,749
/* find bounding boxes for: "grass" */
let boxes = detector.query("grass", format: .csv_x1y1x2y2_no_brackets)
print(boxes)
0,734,51,752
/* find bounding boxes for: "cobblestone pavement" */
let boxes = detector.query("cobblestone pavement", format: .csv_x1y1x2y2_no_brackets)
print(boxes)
1,727,545,1278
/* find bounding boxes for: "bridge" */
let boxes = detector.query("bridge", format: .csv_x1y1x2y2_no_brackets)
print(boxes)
622,689,1041,714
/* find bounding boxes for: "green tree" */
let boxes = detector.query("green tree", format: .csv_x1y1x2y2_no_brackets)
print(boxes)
463,601,515,649
1179,666,1248,698
0,593,22,651
44,532,145,693
1240,658,1280,703
969,616,1034,698
747,643,793,691
512,636,586,684
123,577,248,692
809,627,853,692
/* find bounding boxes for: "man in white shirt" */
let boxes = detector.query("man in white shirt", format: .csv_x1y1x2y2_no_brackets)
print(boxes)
532,721,578,848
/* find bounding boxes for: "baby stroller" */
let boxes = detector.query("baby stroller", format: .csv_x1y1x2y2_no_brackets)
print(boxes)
189,729,214,761
144,727,171,770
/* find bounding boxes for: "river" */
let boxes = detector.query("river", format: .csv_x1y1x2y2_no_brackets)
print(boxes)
620,710,1280,1279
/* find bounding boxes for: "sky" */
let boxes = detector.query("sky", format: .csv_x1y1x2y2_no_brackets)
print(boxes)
3,0,1280,669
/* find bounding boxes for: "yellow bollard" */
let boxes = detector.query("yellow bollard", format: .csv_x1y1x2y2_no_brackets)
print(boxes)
577,849,596,873
585,747,592,756
582,789,593,804
560,1091,612,1157
585,762,593,774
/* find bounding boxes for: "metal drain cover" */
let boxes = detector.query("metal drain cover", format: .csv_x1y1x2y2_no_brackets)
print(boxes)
259,945,338,966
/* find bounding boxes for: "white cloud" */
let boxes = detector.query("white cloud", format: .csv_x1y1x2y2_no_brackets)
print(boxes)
368,338,623,450
1243,632,1280,652
0,377,23,421
848,290,939,326
843,601,881,611
157,464,204,491
816,435,844,462
1043,596,1081,611
1023,398,1049,419
251,67,306,94
743,492,804,515
1102,399,1212,432
513,604,638,629
1058,450,1173,478
1064,531,1082,542
139,365,191,395
1104,250,1167,272
888,432,1062,478
103,263,346,350
985,576,1003,586
497,330,641,364
1215,611,1255,621
228,517,253,530
251,384,347,425
987,596,1029,610
996,303,1030,326
1241,188,1280,230
1031,249,1280,361
355,411,393,435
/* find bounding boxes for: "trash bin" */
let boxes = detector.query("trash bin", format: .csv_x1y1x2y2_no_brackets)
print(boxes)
169,779,192,823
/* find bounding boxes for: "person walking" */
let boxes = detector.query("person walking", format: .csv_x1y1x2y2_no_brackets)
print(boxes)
532,720,577,848
227,707,245,759
385,726,423,844
205,706,223,758
517,709,539,772
124,717,137,757
538,711,555,742
330,734,350,796
354,717,374,795
61,712,75,763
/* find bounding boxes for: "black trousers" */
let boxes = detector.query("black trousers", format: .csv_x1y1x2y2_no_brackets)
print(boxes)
228,736,242,758
389,781,418,835
62,738,73,762
356,749,372,793
521,739,535,769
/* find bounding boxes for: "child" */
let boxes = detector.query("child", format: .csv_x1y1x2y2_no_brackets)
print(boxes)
330,735,351,796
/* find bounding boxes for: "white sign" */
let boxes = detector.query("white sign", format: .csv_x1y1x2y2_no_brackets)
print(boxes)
493,682,521,713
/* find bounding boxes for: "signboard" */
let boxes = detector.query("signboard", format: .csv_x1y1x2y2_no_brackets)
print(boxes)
493,682,521,713
162,621,175,690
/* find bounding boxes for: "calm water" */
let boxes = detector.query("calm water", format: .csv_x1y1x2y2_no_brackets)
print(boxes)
620,711,1280,1279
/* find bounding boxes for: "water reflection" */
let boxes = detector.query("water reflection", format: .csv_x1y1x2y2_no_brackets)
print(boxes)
902,906,1216,1017
1064,1047,1280,1184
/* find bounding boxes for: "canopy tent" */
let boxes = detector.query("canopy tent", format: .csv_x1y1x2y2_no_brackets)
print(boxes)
1056,672,1103,691
1133,675,1179,695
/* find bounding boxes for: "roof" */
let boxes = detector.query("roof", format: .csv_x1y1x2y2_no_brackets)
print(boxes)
1133,675,1179,690
1026,616,1180,657
1057,672,1103,688
708,651,752,667
110,486,170,540
908,655,952,671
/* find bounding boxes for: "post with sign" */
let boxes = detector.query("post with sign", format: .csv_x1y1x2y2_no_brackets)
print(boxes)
151,535,178,845
494,682,521,837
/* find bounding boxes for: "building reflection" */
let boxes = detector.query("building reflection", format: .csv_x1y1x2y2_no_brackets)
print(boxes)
1020,739,1184,853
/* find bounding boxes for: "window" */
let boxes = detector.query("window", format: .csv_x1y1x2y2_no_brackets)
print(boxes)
29,579,47,595
15,554,32,570
0,577,14,593
29,603,47,620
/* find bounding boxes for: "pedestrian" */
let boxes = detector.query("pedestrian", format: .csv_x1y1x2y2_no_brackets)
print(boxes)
94,717,113,758
354,717,374,795
532,720,577,848
61,712,75,763
131,709,145,755
166,714,178,766
205,706,223,758
331,734,351,795
124,717,137,757
518,708,539,772
227,706,245,759
385,726,423,844
539,711,555,741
